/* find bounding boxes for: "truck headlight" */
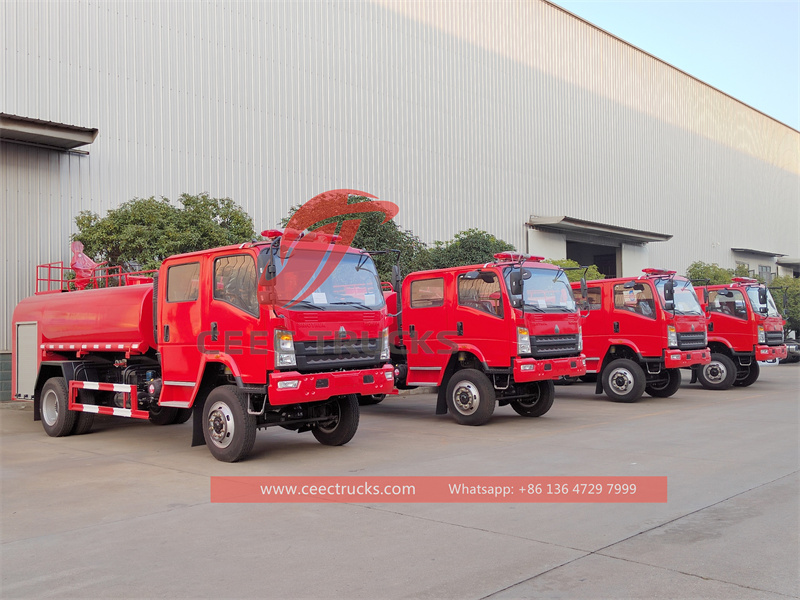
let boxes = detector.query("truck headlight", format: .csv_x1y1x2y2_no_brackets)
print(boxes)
758,326,765,344
577,326,583,353
668,326,678,348
275,330,296,367
380,327,390,361
517,327,531,355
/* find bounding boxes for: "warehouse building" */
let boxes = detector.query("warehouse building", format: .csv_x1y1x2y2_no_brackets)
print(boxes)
2,1,798,396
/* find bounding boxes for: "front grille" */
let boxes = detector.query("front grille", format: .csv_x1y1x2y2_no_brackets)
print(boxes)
293,338,381,372
766,331,784,346
677,331,706,350
529,334,580,358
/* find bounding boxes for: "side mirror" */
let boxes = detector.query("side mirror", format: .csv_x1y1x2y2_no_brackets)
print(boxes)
758,286,767,305
664,280,675,303
664,300,675,311
392,264,401,293
463,270,481,281
509,272,523,296
521,268,532,280
760,305,768,314
703,288,709,304
580,277,588,306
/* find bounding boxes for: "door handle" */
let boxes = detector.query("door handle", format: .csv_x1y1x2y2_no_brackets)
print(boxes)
163,324,170,342
457,322,463,336
211,322,219,342
613,321,619,333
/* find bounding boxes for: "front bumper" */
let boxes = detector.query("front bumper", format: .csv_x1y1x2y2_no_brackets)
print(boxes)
664,348,710,368
755,344,788,360
268,364,394,405
513,355,587,382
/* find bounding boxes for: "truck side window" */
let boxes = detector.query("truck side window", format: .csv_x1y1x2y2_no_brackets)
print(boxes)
410,278,444,308
613,283,656,318
572,286,602,310
707,289,747,319
166,262,200,302
214,255,258,316
458,273,503,317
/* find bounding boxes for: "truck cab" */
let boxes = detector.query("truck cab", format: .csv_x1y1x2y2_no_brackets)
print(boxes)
572,269,710,402
388,253,586,425
693,277,787,389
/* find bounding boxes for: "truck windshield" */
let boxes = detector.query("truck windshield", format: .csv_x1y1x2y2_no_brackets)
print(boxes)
655,278,703,315
260,246,385,310
507,267,576,313
745,287,780,317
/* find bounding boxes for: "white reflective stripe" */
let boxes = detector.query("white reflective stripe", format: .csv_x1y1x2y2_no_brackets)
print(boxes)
409,366,440,371
112,408,133,417
76,405,133,418
158,401,191,408
112,384,134,393
82,381,100,390
78,405,101,413
164,381,196,387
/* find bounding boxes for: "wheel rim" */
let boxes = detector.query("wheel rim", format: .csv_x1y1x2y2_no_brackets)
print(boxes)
608,368,635,395
452,380,480,415
518,385,541,407
207,402,235,449
42,389,59,426
317,401,341,433
702,361,727,384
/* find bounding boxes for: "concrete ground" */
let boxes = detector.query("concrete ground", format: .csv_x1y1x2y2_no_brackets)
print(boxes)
1,363,798,600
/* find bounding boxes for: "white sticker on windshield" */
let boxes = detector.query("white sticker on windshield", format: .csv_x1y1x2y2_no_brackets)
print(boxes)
537,299,547,308
364,294,375,305
312,292,327,304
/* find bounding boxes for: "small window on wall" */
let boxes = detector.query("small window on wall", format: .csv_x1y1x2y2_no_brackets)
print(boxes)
573,286,602,310
409,278,444,308
166,262,200,302
214,255,258,315
458,273,503,317
613,282,656,318
758,265,774,284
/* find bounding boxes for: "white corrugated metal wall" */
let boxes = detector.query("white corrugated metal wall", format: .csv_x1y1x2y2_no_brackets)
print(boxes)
2,0,798,351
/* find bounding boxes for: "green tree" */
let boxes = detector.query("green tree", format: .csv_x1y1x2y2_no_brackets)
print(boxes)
685,261,751,285
769,276,800,334
543,258,605,282
74,193,258,270
421,229,516,270
280,197,428,282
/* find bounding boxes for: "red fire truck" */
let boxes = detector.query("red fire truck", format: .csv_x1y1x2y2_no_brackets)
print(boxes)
385,253,587,425
571,269,710,402
692,278,787,389
11,230,394,462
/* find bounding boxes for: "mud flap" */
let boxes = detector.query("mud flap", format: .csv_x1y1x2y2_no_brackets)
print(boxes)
689,366,698,384
191,401,205,447
595,378,604,395
435,387,448,415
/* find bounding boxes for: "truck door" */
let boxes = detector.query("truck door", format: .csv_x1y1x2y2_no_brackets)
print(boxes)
403,275,452,385
453,270,512,368
159,260,204,405
611,281,659,357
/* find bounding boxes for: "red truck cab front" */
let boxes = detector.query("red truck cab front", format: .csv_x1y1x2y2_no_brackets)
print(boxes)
693,278,787,389
572,269,710,402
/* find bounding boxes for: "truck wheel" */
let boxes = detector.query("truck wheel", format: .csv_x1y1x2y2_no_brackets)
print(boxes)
40,377,77,437
357,394,386,406
312,395,360,446
511,381,555,417
734,362,760,387
445,369,495,425
70,390,95,435
602,359,646,403
697,353,736,390
645,368,682,398
149,405,179,425
203,386,257,462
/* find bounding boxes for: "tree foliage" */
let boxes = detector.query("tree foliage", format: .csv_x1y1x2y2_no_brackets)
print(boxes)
73,193,258,270
420,229,516,271
769,275,800,334
685,261,751,285
543,258,605,282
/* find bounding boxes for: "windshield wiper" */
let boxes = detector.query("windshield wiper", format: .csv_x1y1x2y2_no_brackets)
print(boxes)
284,300,324,310
522,303,546,312
329,301,372,310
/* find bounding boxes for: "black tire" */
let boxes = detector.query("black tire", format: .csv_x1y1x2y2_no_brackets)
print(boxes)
734,361,760,387
40,377,77,437
444,369,495,425
579,374,597,383
645,368,682,398
312,395,360,446
357,394,386,406
70,389,95,435
174,408,193,424
149,404,179,425
602,359,646,403
510,380,555,417
697,353,737,391
202,386,257,462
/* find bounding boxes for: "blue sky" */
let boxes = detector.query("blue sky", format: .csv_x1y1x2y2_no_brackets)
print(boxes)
551,1,800,131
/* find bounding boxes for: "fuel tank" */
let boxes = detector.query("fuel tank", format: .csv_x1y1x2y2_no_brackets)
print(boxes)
12,284,156,351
